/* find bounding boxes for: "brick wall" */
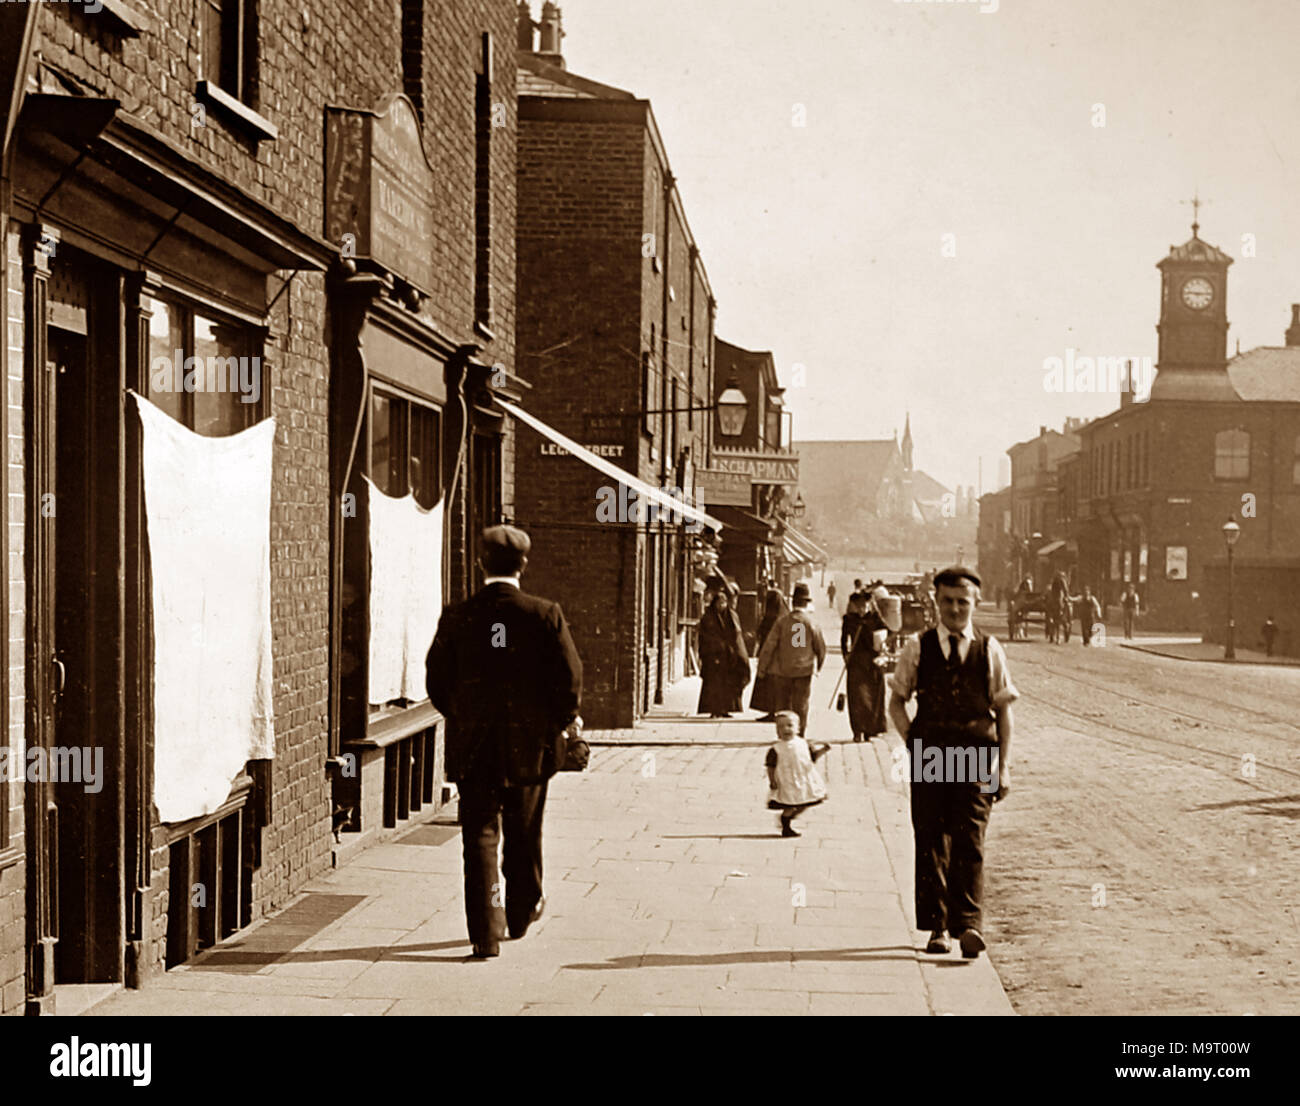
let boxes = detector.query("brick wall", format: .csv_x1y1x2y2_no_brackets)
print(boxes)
0,226,25,1014
516,107,646,726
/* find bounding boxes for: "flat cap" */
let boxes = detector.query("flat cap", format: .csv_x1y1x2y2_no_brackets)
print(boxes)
482,524,531,557
933,564,981,589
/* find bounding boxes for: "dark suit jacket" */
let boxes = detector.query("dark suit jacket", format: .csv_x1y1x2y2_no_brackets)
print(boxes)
426,582,583,785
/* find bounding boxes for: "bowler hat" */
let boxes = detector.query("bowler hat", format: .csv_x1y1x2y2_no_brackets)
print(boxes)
792,582,811,604
933,564,981,590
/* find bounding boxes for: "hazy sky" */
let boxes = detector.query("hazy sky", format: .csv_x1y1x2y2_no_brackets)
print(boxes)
551,0,1300,493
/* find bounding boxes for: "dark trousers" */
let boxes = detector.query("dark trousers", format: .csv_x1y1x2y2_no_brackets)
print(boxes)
771,674,813,734
909,767,995,935
1122,610,1135,639
457,776,548,945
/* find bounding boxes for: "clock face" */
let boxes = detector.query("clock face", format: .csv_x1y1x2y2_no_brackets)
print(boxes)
1181,277,1214,310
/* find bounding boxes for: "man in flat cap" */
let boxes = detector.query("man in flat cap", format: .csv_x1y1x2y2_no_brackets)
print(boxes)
756,581,826,737
426,525,584,959
887,565,1017,959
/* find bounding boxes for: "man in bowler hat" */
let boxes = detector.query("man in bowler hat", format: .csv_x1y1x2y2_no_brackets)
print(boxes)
426,525,584,959
887,566,1017,959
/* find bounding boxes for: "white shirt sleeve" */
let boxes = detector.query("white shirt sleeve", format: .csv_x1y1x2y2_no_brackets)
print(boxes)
985,636,1019,709
889,636,923,701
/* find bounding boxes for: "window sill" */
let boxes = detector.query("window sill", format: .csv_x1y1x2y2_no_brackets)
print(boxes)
98,0,153,36
196,81,278,142
350,700,442,750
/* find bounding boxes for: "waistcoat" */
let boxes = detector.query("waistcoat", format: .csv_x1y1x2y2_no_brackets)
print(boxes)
913,626,996,745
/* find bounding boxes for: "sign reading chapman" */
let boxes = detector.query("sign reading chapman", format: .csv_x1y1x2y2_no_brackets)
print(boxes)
710,451,799,486
325,93,434,294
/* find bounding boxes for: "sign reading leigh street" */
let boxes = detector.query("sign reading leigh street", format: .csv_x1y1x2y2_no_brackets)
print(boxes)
325,94,434,294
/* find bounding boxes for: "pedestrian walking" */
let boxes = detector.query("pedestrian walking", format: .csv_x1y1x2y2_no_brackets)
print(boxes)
756,582,826,736
1121,582,1140,640
888,566,1017,959
425,525,584,960
697,589,750,717
765,711,829,837
1261,615,1279,657
1079,585,1103,645
749,587,789,721
840,590,888,742
827,580,837,612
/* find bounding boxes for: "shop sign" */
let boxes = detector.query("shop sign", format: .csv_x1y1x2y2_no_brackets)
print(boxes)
711,451,799,485
325,94,434,293
697,467,752,506
541,442,625,458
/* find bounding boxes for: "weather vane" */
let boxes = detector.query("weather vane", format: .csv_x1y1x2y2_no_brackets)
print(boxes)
1181,189,1209,237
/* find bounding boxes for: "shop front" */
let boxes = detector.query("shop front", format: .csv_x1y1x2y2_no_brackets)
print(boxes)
6,93,333,1008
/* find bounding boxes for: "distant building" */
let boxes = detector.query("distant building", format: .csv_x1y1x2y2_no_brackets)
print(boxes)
1068,219,1300,649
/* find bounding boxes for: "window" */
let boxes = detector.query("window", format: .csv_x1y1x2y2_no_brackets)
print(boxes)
401,0,426,121
368,387,441,508
146,296,264,433
1214,428,1250,480
201,0,257,104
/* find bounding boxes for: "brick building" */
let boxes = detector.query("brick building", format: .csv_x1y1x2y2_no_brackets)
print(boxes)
512,4,722,727
1069,222,1300,639
1,0,518,1014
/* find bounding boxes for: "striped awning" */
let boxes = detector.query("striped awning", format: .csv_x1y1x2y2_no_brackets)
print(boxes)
781,524,829,566
496,399,724,532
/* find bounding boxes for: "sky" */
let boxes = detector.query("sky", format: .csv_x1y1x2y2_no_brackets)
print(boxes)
549,0,1300,494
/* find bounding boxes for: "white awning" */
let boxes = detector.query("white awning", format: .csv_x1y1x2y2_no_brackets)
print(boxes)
496,399,723,532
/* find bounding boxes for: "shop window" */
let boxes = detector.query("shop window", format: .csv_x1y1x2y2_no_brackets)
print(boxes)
202,0,258,106
1214,429,1249,480
146,296,264,432
368,388,441,508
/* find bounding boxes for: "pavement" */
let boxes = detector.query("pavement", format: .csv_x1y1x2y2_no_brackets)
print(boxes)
80,624,1015,1017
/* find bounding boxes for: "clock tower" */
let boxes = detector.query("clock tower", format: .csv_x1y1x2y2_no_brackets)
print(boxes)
1152,208,1234,399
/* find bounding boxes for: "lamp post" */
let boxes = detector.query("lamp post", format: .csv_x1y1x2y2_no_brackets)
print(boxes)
1222,516,1240,660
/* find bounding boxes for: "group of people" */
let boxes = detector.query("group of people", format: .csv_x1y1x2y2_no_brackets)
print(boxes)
697,578,827,736
838,583,894,742
427,530,1016,964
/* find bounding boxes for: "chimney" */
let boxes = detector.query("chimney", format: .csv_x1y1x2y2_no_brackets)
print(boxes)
1120,359,1133,408
1287,304,1300,347
537,2,565,67
1038,425,1047,437
516,1,535,52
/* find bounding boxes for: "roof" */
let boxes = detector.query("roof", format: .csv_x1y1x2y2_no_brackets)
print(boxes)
1226,346,1300,402
1159,233,1234,267
516,53,637,101
908,469,950,502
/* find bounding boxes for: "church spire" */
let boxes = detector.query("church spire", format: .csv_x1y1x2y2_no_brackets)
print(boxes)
901,412,914,472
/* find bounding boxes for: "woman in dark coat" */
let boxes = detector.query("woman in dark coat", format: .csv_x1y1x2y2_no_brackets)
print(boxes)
698,590,750,717
748,588,788,721
840,591,888,741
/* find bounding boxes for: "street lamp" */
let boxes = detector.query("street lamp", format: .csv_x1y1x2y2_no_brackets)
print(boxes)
1222,516,1241,660
716,378,748,437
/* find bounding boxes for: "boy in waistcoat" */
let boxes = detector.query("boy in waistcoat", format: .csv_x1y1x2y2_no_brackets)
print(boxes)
887,566,1017,959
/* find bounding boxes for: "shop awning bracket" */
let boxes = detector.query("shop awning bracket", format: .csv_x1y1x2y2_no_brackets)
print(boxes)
140,193,194,261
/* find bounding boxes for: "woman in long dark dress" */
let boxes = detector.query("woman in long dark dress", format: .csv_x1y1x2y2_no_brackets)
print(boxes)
840,591,887,741
748,588,788,721
698,590,750,717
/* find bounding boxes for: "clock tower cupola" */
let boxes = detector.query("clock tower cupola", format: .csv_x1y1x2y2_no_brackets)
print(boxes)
1152,199,1235,400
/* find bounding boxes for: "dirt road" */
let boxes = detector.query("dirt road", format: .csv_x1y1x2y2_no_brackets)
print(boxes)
981,620,1300,1015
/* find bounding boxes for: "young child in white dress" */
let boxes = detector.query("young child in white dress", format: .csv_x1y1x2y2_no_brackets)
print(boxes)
765,711,830,837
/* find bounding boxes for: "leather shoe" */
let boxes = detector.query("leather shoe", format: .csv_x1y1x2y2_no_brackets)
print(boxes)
508,896,546,940
958,928,986,959
925,930,951,954
470,940,500,959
